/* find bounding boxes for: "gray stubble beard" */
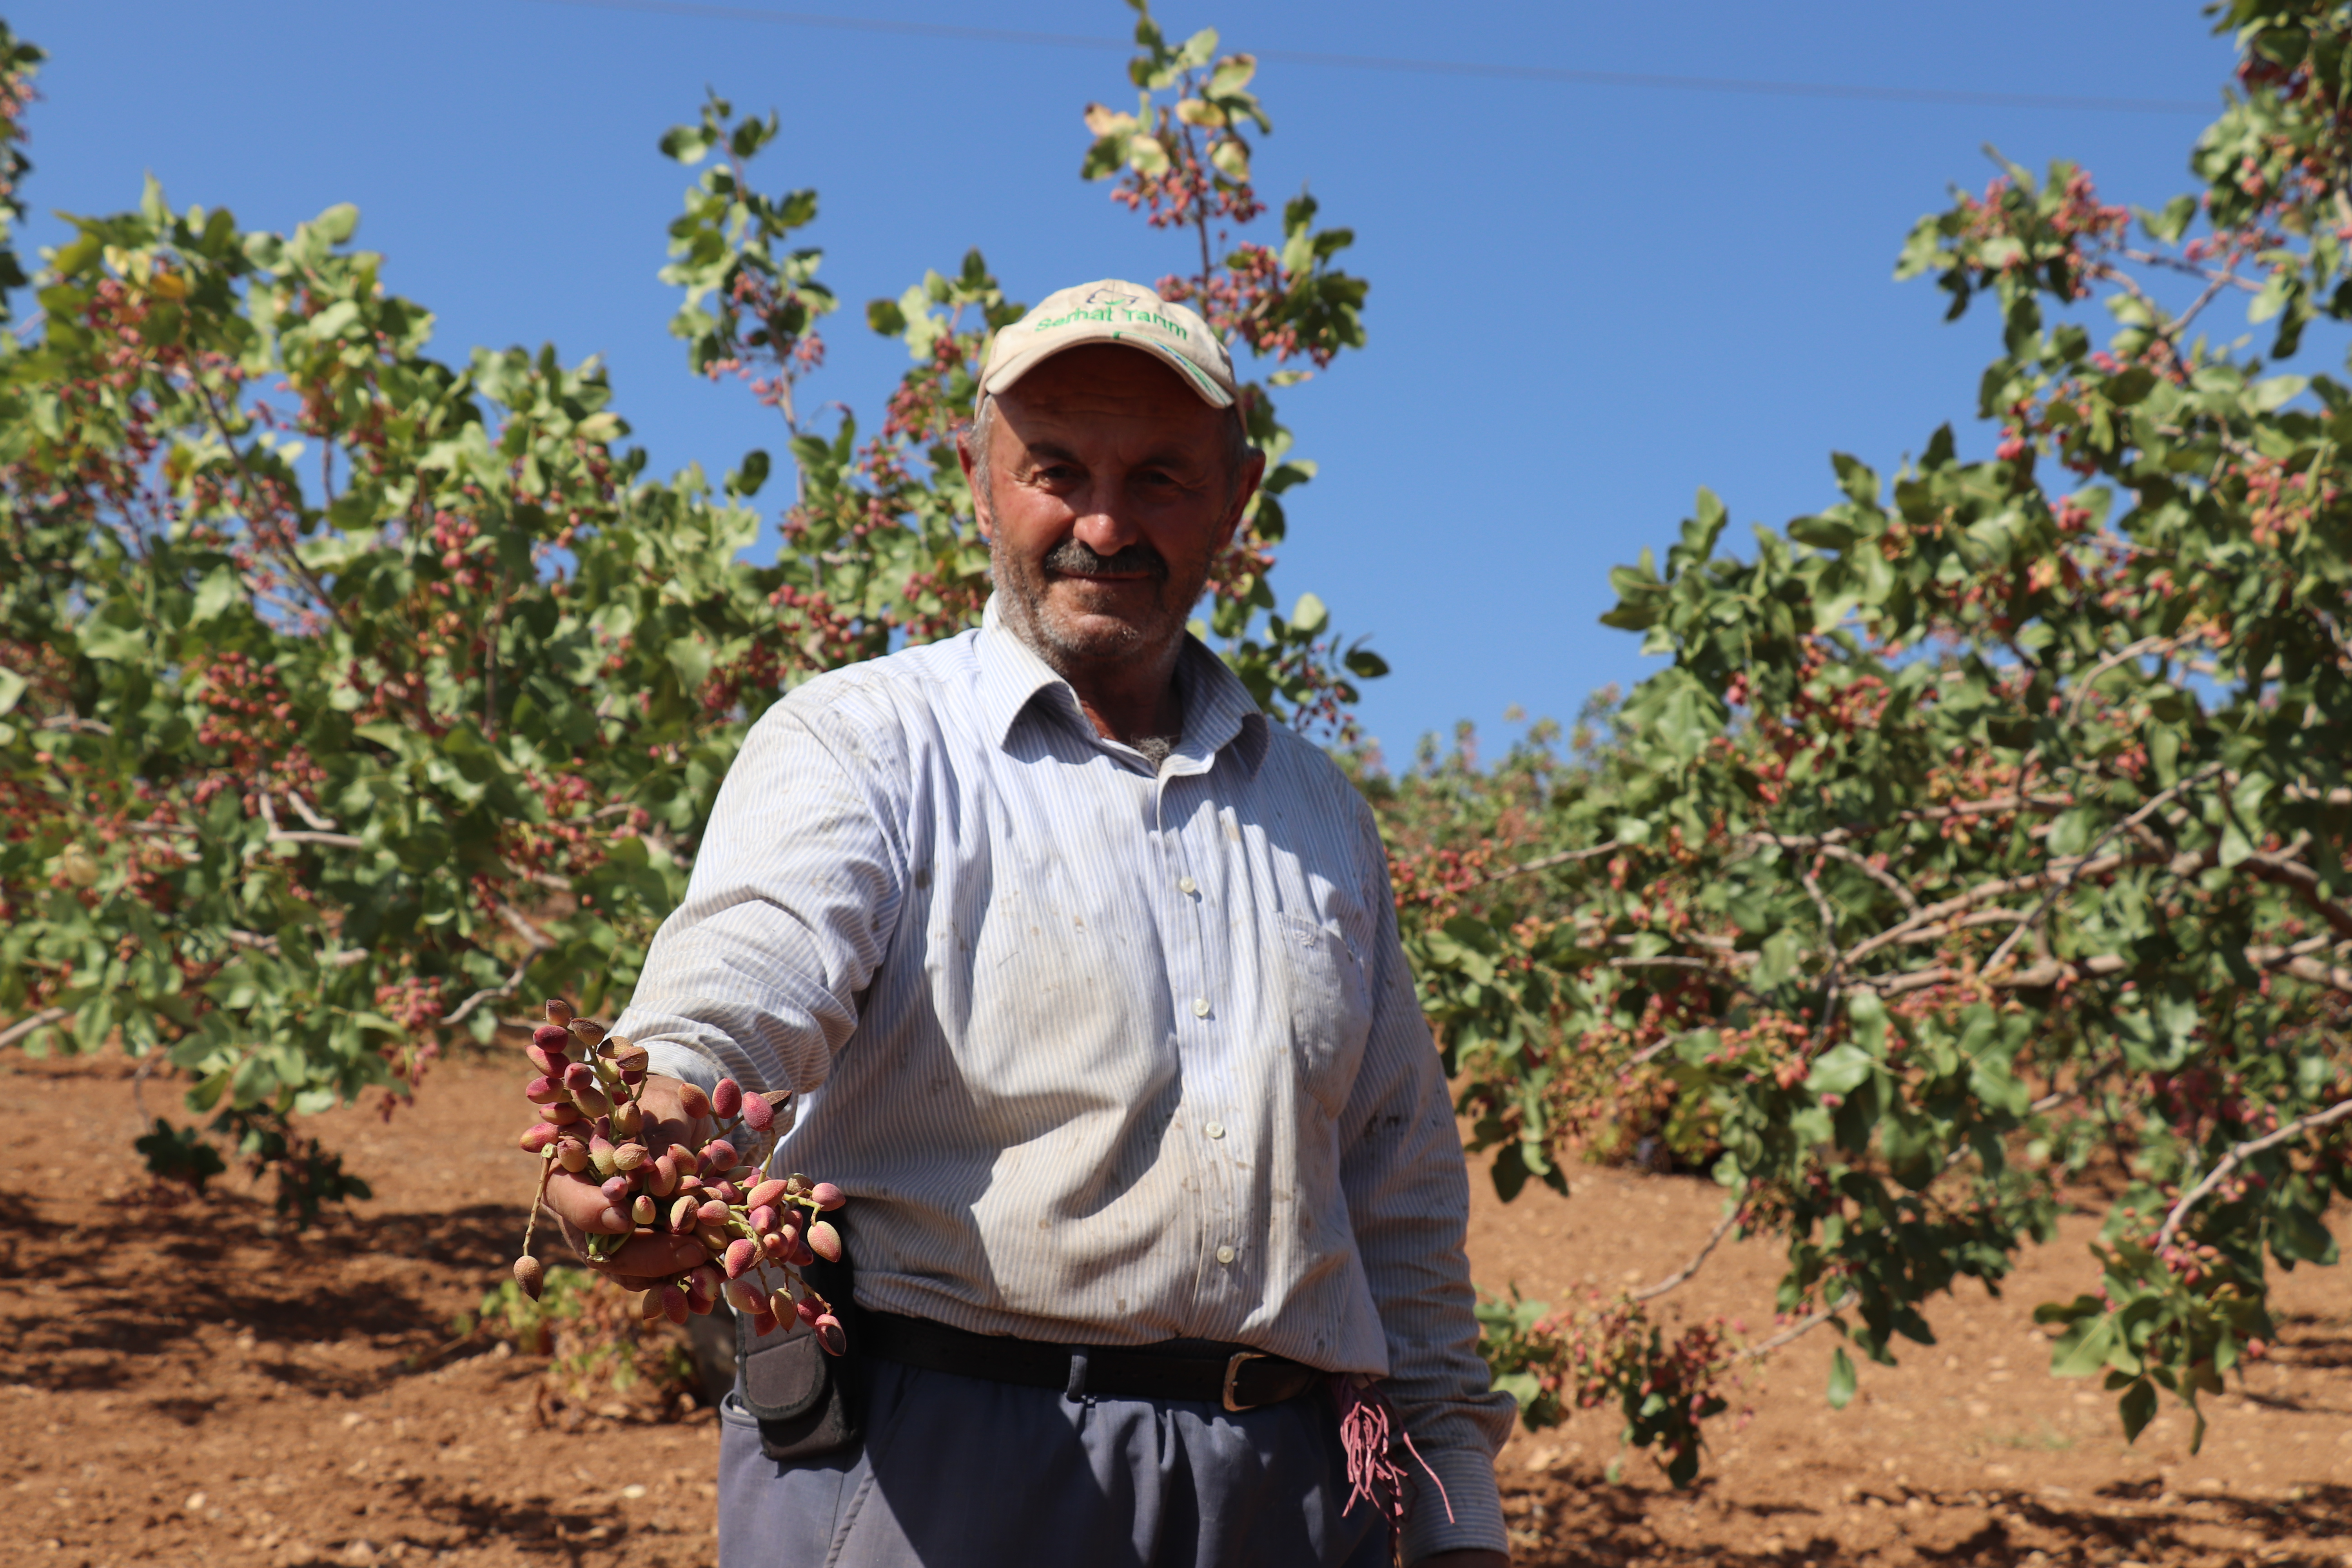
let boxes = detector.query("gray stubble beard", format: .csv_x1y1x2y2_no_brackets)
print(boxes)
985,531,1213,686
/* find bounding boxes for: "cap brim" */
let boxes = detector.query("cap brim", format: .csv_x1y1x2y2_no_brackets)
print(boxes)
982,328,1234,409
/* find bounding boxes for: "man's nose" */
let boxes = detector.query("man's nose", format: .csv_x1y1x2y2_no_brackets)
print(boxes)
1069,483,1143,555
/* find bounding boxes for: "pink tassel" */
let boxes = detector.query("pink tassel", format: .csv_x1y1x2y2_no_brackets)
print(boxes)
1332,1373,1453,1540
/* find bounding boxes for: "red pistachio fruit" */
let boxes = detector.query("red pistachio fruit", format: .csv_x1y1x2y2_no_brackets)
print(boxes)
678,1083,711,1120
568,1018,606,1048
748,1308,778,1338
661,1285,689,1327
544,997,575,1027
711,1079,743,1119
740,1095,774,1132
518,1123,563,1154
723,1238,757,1279
747,1178,789,1210
532,1023,572,1052
807,1219,844,1263
524,1042,564,1077
748,1205,779,1235
555,1138,591,1174
813,1314,846,1356
700,1140,737,1175
809,1182,846,1212
513,1256,545,1301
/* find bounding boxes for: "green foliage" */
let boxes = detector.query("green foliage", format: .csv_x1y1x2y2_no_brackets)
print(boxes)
138,1103,371,1218
0,5,1379,1156
468,1262,599,1357
1475,1287,1737,1488
1398,0,2352,1476
467,1262,698,1410
133,1116,225,1191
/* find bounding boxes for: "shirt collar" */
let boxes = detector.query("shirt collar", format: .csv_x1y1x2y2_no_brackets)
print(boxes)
975,593,1269,775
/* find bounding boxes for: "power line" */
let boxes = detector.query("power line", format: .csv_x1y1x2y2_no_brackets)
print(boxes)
517,0,2215,116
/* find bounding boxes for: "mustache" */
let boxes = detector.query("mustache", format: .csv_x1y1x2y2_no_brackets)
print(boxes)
1042,537,1168,581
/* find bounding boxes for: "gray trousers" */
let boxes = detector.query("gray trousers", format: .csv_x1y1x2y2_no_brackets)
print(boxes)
718,1357,1390,1567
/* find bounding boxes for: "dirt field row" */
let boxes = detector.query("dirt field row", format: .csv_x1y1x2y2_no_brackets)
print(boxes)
4,1047,2347,1567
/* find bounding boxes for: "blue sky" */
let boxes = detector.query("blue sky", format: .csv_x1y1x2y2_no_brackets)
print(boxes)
9,1,2246,762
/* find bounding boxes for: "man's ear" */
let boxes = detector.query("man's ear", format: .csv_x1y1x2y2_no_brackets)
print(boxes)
957,430,996,542
1218,448,1269,550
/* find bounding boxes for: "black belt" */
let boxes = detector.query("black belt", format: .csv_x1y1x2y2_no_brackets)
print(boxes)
862,1311,1321,1413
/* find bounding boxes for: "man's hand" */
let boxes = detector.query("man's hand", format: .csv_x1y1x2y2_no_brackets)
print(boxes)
541,1072,718,1291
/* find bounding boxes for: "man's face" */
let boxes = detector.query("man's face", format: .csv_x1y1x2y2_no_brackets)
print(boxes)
964,344,1263,677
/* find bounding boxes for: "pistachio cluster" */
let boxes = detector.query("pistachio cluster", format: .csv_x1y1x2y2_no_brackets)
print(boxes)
510,998,849,1353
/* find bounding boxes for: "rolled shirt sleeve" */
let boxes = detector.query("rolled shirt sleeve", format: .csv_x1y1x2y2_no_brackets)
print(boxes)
615,695,906,1100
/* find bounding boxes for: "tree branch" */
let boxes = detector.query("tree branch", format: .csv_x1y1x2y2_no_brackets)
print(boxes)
1743,835,1919,912
284,788,341,832
1632,1209,1739,1303
255,789,365,850
1979,764,2227,977
225,929,367,968
191,377,348,628
2065,633,2186,725
1480,840,1621,886
445,955,539,1029
1744,1292,1857,1359
1610,954,1766,1003
2154,1097,2352,1251
0,1006,70,1050
443,900,562,1028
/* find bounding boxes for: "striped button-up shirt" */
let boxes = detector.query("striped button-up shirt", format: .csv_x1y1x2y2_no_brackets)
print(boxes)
617,596,1512,1559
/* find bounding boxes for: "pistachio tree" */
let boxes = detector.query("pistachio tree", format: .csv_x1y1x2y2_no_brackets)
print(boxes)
1411,0,2351,1483
0,0,1372,1207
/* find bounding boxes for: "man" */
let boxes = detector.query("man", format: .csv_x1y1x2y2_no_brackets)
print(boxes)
546,279,1513,1566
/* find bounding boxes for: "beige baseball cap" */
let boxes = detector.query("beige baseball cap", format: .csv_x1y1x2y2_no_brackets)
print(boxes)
978,279,1236,409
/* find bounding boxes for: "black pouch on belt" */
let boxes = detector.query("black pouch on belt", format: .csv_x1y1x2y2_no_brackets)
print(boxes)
733,1218,864,1461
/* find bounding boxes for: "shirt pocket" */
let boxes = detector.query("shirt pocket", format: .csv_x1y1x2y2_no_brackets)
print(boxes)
1275,912,1372,1118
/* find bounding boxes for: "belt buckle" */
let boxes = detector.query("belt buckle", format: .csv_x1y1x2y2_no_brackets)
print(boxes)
1221,1350,1268,1413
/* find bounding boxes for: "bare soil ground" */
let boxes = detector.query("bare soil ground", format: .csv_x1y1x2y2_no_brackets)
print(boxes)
4,1045,2347,1568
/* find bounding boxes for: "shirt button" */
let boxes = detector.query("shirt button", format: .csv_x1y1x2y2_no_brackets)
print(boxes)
1215,1245,1236,1265
1191,996,1210,1018
1177,875,1198,895
1204,1120,1225,1140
